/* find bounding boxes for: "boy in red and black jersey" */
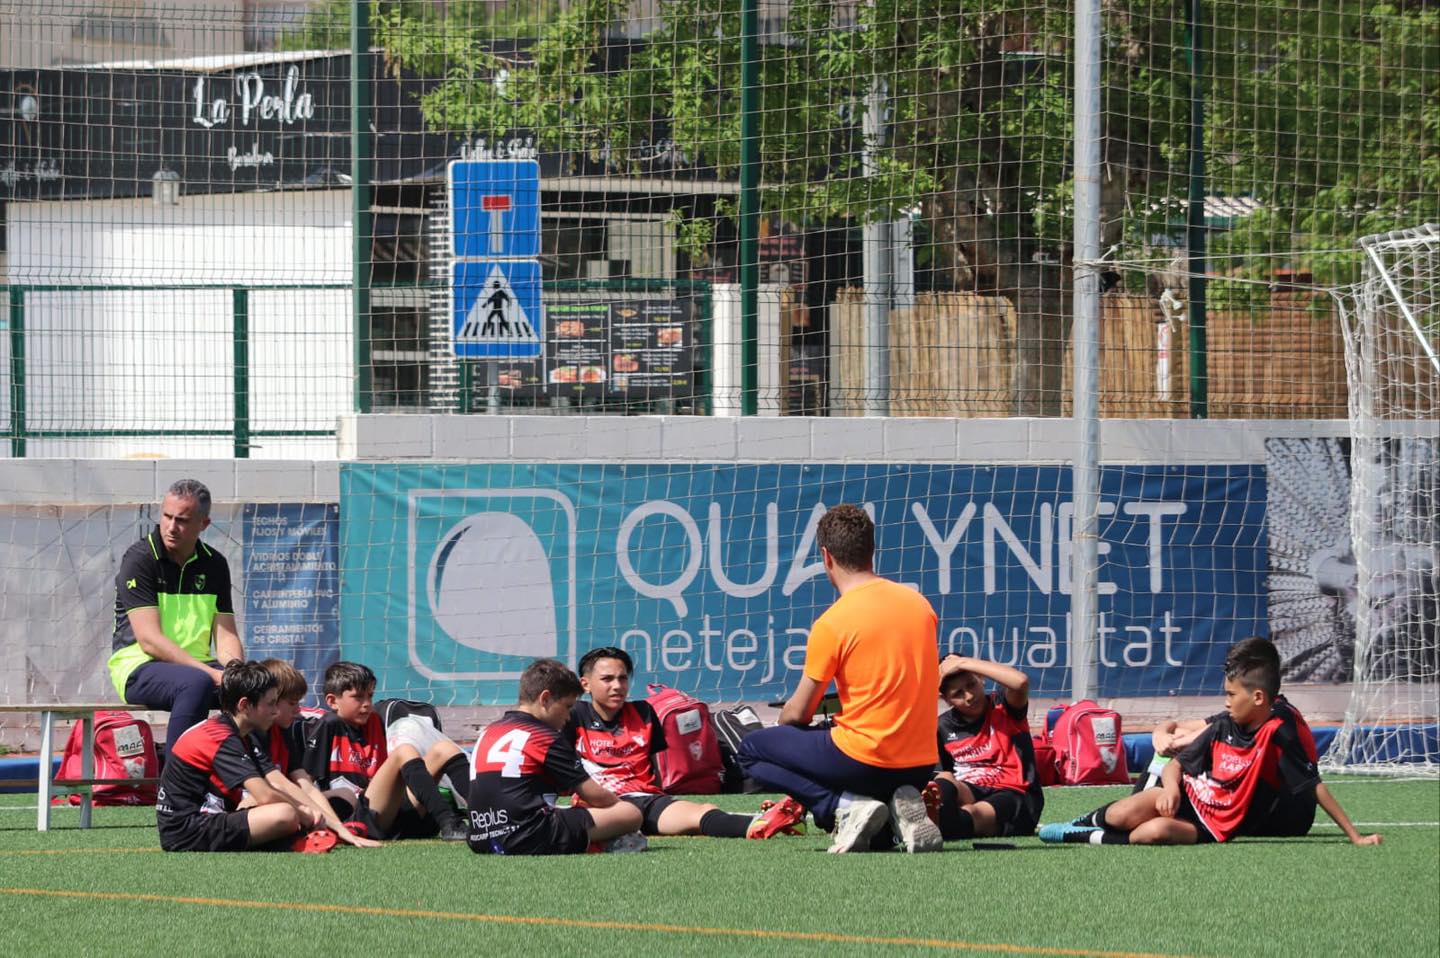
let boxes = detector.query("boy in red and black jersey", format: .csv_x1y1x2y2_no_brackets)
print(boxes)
157,662,322,852
564,647,760,839
300,661,469,841
467,658,642,855
251,659,379,849
925,654,1044,840
1042,638,1380,846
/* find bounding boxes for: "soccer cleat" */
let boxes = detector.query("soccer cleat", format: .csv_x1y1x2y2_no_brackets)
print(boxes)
292,827,338,854
889,785,944,853
1038,822,1102,844
748,798,807,838
827,797,889,853
601,830,649,854
341,820,370,840
920,781,943,827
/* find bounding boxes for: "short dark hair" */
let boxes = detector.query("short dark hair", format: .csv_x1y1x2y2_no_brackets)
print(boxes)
259,658,308,701
518,658,582,704
578,646,633,677
166,479,212,518
1226,636,1280,674
324,661,377,698
1225,637,1281,699
817,504,874,571
219,661,276,714
940,669,973,695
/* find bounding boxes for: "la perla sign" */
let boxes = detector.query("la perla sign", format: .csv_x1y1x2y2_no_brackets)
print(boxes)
191,65,316,130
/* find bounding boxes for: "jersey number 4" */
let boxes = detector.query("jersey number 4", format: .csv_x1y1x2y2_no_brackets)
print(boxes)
486,729,533,778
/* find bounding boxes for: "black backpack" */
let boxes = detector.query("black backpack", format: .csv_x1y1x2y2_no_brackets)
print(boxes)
376,698,442,732
712,705,766,793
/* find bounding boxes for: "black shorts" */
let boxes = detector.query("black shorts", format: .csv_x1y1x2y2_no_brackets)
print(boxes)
158,810,252,852
962,783,1042,838
341,794,439,841
621,793,677,836
471,806,594,856
1172,790,1217,844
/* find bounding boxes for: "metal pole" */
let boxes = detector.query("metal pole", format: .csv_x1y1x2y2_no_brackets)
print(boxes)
233,288,250,458
862,82,891,416
7,287,24,459
1070,0,1102,701
1186,0,1208,419
351,0,373,414
739,0,759,416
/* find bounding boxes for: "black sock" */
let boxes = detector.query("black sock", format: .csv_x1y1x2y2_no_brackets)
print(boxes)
1098,829,1130,845
934,781,975,841
401,757,459,826
440,754,471,803
1075,802,1115,829
699,809,753,838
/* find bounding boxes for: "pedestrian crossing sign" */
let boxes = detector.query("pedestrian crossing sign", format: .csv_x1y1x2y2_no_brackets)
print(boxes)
452,259,544,358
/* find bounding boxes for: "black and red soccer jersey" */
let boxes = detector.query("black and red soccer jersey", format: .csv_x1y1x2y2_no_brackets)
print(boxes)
937,693,1042,799
300,710,387,797
256,720,304,777
1178,706,1320,842
565,700,667,797
467,711,591,853
157,714,274,827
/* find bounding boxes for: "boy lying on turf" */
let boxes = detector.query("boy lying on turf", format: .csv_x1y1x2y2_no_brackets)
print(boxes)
567,646,776,840
467,658,643,855
157,661,323,852
300,661,469,841
921,654,1044,840
1041,638,1380,846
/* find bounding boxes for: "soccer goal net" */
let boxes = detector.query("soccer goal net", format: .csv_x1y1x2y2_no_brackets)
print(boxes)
1325,224,1440,774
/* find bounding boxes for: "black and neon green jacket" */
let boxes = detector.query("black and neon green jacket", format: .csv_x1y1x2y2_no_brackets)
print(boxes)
108,526,235,697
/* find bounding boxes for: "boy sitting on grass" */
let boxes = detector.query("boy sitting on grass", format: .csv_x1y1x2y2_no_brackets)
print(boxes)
300,661,469,841
1041,638,1380,846
157,661,322,852
467,658,643,855
566,647,770,840
250,658,380,849
922,653,1044,841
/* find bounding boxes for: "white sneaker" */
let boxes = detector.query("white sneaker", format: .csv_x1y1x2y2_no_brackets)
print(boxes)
603,830,648,854
827,797,889,853
889,785,944,853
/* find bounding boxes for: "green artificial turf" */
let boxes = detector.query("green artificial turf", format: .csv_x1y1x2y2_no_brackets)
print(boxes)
1,780,1436,957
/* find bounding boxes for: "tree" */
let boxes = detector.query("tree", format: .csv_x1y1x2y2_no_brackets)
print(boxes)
374,0,1437,414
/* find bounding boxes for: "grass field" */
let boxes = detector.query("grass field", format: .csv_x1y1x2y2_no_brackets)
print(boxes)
2,779,1436,958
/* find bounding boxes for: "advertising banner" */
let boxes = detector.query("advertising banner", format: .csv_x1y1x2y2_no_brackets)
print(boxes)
339,463,1267,704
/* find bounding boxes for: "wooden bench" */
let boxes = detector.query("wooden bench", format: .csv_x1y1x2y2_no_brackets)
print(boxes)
0,704,164,832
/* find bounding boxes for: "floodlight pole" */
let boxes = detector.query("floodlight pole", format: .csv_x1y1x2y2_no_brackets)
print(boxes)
1186,0,1209,419
1071,0,1102,702
739,0,759,416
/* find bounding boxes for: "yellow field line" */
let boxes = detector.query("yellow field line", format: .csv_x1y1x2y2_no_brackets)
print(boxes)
0,848,159,857
0,886,1202,958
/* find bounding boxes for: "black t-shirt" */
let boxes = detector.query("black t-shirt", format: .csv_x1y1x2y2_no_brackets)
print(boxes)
936,692,1042,800
564,700,668,796
1177,708,1320,840
254,720,305,777
112,527,234,653
467,711,590,853
299,710,387,798
157,714,274,826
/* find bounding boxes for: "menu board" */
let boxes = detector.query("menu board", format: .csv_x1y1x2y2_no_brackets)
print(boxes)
492,297,697,403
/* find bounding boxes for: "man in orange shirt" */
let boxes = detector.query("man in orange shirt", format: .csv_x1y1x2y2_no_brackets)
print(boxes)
738,504,944,853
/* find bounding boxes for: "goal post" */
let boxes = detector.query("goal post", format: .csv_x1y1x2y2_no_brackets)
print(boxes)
1325,224,1440,774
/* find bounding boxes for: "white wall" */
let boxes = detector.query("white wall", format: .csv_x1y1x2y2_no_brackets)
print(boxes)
4,191,352,458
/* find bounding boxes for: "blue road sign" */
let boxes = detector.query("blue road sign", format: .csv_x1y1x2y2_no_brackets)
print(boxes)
448,159,541,259
453,259,544,359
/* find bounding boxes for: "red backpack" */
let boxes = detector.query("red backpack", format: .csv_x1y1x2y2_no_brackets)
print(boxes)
1049,700,1129,785
644,684,724,794
54,711,159,805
